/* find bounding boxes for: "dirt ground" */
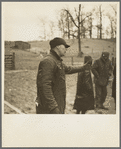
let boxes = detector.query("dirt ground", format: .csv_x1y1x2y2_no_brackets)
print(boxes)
4,70,116,114
4,39,116,114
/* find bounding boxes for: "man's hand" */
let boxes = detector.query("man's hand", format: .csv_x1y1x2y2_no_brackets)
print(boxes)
50,107,61,114
83,61,91,70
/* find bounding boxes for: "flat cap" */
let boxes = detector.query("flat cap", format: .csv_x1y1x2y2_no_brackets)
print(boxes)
49,37,70,49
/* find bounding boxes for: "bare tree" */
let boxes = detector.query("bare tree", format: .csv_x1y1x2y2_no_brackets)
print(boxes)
83,12,93,39
93,5,103,39
49,21,55,39
109,4,117,38
58,11,66,38
58,8,75,39
88,15,93,38
62,4,91,56
38,18,47,41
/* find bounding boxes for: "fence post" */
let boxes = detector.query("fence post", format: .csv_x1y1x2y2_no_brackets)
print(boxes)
12,52,15,70
71,56,73,65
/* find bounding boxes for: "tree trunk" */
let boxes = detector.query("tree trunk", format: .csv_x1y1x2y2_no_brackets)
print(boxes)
67,12,70,39
100,5,102,39
90,30,92,38
78,4,81,56
111,21,114,38
90,16,92,38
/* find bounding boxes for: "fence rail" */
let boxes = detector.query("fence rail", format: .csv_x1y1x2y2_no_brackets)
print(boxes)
5,52,15,70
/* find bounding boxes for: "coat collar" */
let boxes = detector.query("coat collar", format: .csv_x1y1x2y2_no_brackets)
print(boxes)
50,49,63,61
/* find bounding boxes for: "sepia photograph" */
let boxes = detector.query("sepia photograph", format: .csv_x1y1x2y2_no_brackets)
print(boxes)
2,1,120,147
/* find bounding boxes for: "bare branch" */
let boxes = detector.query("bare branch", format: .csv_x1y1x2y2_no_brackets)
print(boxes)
110,4,117,15
62,9,78,28
80,13,92,25
74,7,78,19
64,31,77,38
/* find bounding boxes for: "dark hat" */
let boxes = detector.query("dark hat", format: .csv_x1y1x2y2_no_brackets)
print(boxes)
49,37,70,49
102,52,109,57
84,56,92,64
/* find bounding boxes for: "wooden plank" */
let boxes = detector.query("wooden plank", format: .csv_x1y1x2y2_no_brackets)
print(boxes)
5,55,13,56
5,52,15,70
5,66,13,68
5,58,12,60
5,63,13,65
5,65,13,67
5,54,13,56
5,62,13,64
12,52,15,70
5,57,13,58
5,62,12,64
4,100,25,114
5,67,13,69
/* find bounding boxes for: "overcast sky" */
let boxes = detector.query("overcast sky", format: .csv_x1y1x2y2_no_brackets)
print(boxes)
2,2,118,41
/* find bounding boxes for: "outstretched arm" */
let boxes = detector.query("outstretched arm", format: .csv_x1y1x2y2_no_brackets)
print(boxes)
64,62,90,74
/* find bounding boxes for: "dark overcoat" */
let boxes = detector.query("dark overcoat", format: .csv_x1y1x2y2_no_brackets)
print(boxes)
91,53,113,86
73,68,94,111
112,65,116,101
36,50,88,114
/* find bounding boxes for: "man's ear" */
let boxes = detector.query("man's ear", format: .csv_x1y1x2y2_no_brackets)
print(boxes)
56,45,60,49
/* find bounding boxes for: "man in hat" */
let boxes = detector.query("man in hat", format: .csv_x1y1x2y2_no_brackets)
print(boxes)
92,52,113,110
36,37,90,114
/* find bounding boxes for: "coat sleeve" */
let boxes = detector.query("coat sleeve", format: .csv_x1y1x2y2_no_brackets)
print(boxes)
84,70,93,94
91,60,99,79
63,63,88,74
38,59,58,112
76,72,84,95
109,60,114,76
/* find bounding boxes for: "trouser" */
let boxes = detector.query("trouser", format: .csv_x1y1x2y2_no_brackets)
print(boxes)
36,104,48,114
95,83,107,108
36,104,65,114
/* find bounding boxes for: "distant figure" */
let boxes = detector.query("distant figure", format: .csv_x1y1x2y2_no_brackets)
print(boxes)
112,58,116,109
91,52,113,109
35,37,90,114
73,56,94,114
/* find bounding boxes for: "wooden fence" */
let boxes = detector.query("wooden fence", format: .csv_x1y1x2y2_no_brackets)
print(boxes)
64,54,116,66
5,52,15,70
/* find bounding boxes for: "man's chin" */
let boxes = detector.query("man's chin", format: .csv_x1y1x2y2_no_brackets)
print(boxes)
61,54,65,57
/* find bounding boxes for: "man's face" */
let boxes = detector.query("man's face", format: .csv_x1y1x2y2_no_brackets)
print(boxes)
57,45,67,57
102,54,108,61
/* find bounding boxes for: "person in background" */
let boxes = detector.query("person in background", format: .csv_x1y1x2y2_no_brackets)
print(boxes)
91,52,113,110
73,56,94,114
35,37,90,114
112,58,116,109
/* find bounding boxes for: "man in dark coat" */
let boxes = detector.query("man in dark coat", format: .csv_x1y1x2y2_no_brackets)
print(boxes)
112,58,116,109
73,56,94,114
92,52,113,109
36,37,90,114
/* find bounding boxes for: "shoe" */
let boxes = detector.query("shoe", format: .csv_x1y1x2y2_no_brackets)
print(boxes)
100,105,108,110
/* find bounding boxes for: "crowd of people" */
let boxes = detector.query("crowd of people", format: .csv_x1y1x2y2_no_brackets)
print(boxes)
35,37,116,114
